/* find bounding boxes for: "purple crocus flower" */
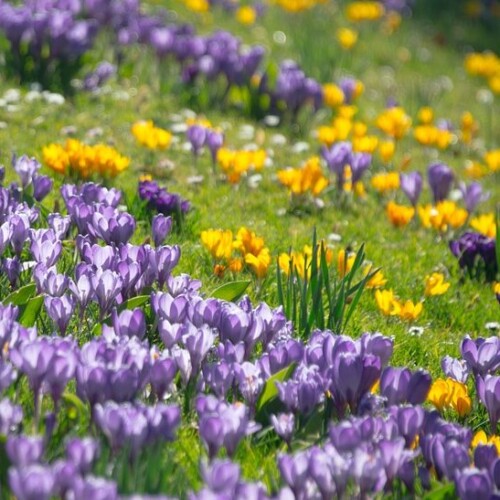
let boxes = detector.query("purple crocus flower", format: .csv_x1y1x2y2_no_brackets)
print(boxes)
271,413,295,444
47,213,71,240
477,375,500,433
150,355,178,400
0,398,23,435
44,294,75,335
427,162,454,203
65,437,100,475
206,129,224,165
441,355,469,383
152,214,172,247
459,182,488,213
70,476,118,500
30,229,62,267
460,336,500,377
186,125,207,157
321,142,352,189
111,308,146,339
278,451,310,497
13,156,40,188
6,435,44,467
455,467,493,500
32,175,53,202
9,464,55,500
350,152,371,184
91,270,123,317
380,367,431,405
400,171,423,206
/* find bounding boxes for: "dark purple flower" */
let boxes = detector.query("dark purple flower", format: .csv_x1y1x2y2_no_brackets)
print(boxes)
206,129,224,164
455,467,492,500
428,162,454,203
32,175,53,202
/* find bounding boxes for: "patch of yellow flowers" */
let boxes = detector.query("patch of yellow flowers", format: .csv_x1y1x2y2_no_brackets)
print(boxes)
345,1,385,22
417,201,468,232
374,289,423,321
464,51,500,94
271,0,327,13
201,227,271,279
277,156,329,197
131,121,172,150
427,377,472,417
375,106,412,140
43,139,129,179
217,148,266,184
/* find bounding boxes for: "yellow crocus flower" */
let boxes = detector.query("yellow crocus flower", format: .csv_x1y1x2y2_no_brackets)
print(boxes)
470,213,496,238
425,273,450,296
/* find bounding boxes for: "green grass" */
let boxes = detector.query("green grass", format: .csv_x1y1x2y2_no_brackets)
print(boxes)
0,0,499,493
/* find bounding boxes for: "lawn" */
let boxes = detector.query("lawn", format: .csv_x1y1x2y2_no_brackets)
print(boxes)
0,0,499,498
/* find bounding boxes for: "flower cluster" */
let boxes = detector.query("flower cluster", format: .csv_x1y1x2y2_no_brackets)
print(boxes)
375,289,423,321
277,156,329,197
450,231,497,281
465,51,500,94
43,139,129,179
201,226,271,278
216,147,266,184
131,121,172,150
138,178,191,218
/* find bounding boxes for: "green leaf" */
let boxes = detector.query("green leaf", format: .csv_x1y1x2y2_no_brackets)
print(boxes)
211,280,251,302
4,283,36,306
256,363,297,413
18,295,43,327
119,295,149,311
61,392,88,419
423,482,455,500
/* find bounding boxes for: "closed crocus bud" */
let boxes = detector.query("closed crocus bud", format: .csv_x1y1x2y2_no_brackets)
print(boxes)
184,326,214,372
459,181,487,213
32,174,53,202
187,125,207,157
6,435,44,467
150,356,177,400
9,464,55,500
270,413,295,444
71,475,118,500
206,129,224,164
278,451,310,497
152,214,172,248
9,214,30,254
400,171,423,206
455,467,492,500
65,437,100,475
30,229,62,267
47,214,71,240
14,155,41,188
474,444,497,471
111,308,146,339
441,355,469,384
201,459,241,495
428,162,454,203
91,270,123,317
0,221,10,256
0,398,23,435
2,257,21,287
44,294,75,335
477,375,500,433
